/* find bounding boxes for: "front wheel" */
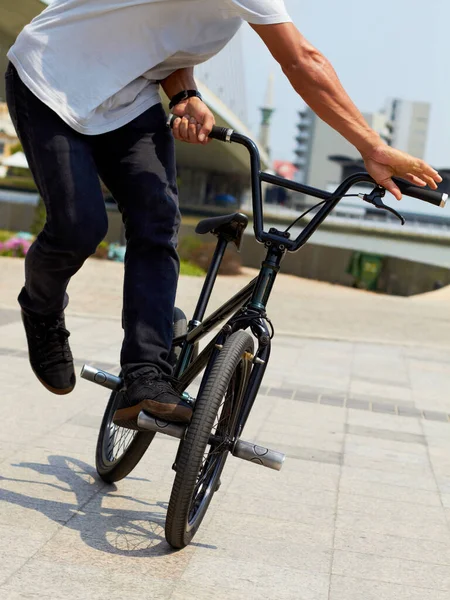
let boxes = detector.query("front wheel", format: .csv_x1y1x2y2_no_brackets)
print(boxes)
165,330,254,548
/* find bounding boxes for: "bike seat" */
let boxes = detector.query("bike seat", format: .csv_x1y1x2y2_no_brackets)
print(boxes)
195,212,248,249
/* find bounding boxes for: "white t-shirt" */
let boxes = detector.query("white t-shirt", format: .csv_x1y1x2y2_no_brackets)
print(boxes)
8,0,291,135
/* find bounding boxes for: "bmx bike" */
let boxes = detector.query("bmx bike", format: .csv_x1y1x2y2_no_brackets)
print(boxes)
81,120,447,549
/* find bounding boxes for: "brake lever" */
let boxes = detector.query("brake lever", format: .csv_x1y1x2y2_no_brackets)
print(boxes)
359,187,406,226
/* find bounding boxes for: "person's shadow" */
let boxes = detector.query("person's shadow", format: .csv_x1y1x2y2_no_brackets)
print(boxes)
0,455,215,556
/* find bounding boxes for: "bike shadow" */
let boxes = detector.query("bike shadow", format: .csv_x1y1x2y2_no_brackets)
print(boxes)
0,454,216,557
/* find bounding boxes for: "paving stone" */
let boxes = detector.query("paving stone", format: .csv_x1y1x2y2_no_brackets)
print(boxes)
330,574,450,600
336,510,450,542
203,511,335,547
2,559,175,599
346,398,370,410
341,464,438,492
266,386,294,399
214,492,336,529
170,583,243,600
334,529,450,565
320,395,345,407
0,523,61,558
34,528,193,578
345,424,426,445
338,493,448,526
338,479,442,507
180,553,262,593
372,402,397,414
350,393,415,408
423,411,449,422
0,592,53,600
397,406,424,418
0,553,30,586
333,549,450,590
255,567,330,600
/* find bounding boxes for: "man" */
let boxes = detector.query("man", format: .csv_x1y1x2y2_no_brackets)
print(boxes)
5,0,441,429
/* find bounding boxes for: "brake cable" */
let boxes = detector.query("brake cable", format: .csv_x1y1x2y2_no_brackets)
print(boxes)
283,193,363,235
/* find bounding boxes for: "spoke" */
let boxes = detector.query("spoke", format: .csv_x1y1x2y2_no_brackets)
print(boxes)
105,419,137,463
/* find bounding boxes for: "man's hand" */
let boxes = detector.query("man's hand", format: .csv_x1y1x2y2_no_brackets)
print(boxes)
362,144,442,200
172,98,215,145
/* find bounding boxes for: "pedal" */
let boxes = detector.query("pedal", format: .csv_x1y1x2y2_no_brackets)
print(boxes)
137,412,187,439
232,440,285,471
80,365,122,391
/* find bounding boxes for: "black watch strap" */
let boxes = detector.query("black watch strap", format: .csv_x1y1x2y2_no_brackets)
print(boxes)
169,89,203,109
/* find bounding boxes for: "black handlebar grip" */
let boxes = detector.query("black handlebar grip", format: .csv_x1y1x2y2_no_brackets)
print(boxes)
207,126,234,142
166,114,233,142
392,177,447,208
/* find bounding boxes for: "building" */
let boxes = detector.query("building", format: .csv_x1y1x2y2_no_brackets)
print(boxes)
0,1,269,216
294,107,364,189
0,103,19,176
294,98,430,192
383,98,430,158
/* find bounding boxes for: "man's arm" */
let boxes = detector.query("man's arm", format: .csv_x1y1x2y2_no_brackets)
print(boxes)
251,22,441,198
161,68,215,144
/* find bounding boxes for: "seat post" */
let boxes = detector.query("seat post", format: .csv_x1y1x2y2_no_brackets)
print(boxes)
191,236,228,324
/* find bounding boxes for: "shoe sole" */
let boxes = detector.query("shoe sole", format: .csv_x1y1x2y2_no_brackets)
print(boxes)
33,368,76,396
113,399,192,429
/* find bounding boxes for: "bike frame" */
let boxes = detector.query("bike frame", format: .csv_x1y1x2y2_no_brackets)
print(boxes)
173,132,380,440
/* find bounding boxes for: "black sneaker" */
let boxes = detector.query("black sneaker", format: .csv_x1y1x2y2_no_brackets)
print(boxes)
113,374,193,429
21,309,76,395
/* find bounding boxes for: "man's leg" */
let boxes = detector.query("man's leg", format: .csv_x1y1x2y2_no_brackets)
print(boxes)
5,64,108,316
93,103,180,376
93,104,191,425
5,63,108,392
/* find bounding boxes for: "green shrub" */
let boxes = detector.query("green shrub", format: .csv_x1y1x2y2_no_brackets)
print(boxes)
0,230,16,242
189,242,242,276
93,240,109,259
9,142,23,155
178,235,204,262
178,234,242,276
179,260,205,277
0,176,38,191
30,197,47,236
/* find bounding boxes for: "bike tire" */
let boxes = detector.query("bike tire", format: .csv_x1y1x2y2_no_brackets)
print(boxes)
95,388,155,483
95,307,192,484
165,330,254,548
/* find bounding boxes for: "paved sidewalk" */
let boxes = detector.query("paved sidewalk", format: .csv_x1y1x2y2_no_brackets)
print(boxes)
1,258,450,598
1,256,450,349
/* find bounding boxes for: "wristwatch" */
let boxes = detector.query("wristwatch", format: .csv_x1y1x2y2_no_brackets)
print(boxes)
169,89,203,109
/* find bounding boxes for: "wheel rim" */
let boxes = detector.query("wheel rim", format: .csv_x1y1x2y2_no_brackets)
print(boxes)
101,391,139,467
187,358,247,531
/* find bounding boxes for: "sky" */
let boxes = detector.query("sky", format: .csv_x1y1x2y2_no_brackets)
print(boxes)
241,0,450,168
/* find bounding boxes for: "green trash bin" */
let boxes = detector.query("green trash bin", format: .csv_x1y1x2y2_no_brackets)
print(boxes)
347,252,384,291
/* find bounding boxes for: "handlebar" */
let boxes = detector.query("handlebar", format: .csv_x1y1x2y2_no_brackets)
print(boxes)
167,115,448,251
391,177,447,208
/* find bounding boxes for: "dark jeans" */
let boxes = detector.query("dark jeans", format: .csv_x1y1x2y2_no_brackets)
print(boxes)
5,63,181,377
